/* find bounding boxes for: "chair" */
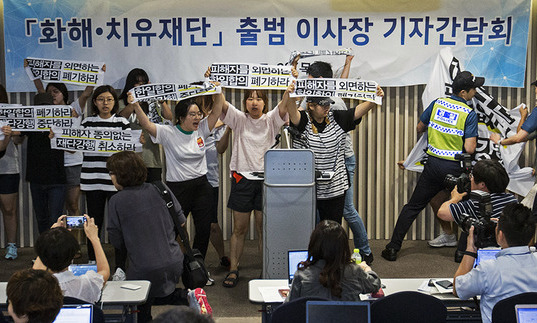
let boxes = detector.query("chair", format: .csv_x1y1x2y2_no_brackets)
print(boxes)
63,296,105,323
270,296,328,323
371,291,447,323
492,292,537,323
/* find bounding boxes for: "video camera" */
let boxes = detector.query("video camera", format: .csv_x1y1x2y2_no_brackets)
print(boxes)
459,190,497,248
444,153,472,194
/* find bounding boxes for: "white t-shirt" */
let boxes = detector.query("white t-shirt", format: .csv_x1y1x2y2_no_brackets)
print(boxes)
222,103,287,173
54,270,104,304
205,124,227,187
0,141,20,175
151,118,212,182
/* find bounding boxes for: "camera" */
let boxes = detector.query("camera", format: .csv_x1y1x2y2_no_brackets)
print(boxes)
444,153,473,194
66,216,86,229
459,190,497,248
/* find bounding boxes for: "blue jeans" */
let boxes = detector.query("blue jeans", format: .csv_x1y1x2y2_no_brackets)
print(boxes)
30,182,66,233
344,155,371,255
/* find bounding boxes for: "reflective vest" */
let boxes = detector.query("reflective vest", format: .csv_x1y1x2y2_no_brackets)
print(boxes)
427,98,472,161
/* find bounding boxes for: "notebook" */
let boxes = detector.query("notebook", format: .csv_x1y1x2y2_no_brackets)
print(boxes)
53,304,92,323
516,304,537,323
474,248,501,267
306,301,371,323
68,264,98,276
288,249,308,285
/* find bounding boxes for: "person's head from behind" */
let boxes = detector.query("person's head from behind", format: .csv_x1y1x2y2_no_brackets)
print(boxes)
497,203,536,248
35,227,80,272
7,269,63,323
242,89,268,119
174,99,204,131
91,85,119,117
107,151,147,190
120,68,150,105
471,159,509,193
451,71,484,101
46,83,69,105
307,61,333,78
151,306,214,323
304,220,351,297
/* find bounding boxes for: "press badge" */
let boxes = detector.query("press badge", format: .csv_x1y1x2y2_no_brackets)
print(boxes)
433,108,459,126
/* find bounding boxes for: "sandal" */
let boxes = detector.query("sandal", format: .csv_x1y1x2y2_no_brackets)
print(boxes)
222,270,239,288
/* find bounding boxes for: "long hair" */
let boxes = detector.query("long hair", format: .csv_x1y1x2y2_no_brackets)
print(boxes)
299,220,351,298
119,68,149,106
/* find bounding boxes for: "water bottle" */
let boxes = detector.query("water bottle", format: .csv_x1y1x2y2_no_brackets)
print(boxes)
351,248,362,264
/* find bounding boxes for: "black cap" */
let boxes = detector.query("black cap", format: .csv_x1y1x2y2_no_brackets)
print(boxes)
306,97,335,106
531,80,537,87
452,71,485,93
34,93,54,105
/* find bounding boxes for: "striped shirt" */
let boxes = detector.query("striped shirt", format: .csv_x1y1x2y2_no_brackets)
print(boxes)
449,192,518,225
80,115,130,191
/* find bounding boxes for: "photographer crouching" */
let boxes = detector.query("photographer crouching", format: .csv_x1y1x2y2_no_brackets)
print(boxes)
436,159,517,260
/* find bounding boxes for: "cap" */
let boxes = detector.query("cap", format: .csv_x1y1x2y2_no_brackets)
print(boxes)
306,97,335,106
531,80,537,87
34,93,54,105
452,71,485,92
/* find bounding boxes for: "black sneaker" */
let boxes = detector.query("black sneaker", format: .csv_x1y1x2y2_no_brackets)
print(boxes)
360,250,374,265
381,248,398,261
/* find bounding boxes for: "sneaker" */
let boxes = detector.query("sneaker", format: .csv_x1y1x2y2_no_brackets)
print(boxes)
112,268,126,281
428,233,457,248
5,243,17,260
188,288,212,315
206,272,214,286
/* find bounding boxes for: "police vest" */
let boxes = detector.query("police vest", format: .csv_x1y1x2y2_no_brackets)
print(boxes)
427,98,472,161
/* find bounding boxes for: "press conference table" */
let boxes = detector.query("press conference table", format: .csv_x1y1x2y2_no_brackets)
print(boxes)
249,278,481,322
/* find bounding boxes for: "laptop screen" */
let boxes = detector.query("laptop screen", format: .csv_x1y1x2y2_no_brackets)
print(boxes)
53,304,92,323
306,301,371,323
474,248,501,267
516,304,537,323
288,250,308,285
68,264,98,276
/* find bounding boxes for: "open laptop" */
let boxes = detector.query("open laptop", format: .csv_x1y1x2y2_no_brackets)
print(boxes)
53,304,93,323
68,264,98,276
516,304,537,323
288,249,308,286
306,301,371,323
474,248,501,267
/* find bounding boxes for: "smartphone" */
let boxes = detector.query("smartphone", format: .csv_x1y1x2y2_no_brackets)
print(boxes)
436,280,453,289
66,216,86,229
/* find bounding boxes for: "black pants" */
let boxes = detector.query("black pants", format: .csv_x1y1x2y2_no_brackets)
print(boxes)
138,288,189,322
167,176,213,257
387,156,462,251
317,195,346,224
85,190,121,261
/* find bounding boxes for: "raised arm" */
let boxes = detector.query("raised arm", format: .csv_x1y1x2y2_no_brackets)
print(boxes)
0,126,12,152
207,91,225,131
491,129,529,146
340,55,354,79
216,126,231,154
161,101,173,120
285,81,301,126
84,215,110,284
354,86,384,120
24,59,46,93
128,92,157,137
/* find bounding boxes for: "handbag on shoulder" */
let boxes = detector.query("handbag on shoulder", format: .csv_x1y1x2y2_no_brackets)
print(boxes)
152,181,209,289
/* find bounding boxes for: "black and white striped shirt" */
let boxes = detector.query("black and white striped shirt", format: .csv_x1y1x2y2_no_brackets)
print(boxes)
449,192,518,225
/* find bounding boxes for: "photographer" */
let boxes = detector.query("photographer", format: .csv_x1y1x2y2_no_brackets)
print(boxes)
453,203,537,323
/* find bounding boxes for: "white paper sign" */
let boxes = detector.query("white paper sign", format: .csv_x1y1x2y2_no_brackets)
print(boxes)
0,105,74,131
26,57,104,86
291,78,382,105
209,63,292,90
50,127,142,153
129,82,221,102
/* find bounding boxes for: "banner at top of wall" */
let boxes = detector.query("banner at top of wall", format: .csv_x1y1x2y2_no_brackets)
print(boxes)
3,0,531,92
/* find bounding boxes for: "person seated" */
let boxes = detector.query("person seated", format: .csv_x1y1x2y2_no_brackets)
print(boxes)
32,215,110,304
287,220,381,302
6,269,63,323
150,306,214,323
453,203,537,323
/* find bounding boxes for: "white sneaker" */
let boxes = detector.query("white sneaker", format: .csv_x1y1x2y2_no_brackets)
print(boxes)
112,268,126,281
428,233,457,248
206,272,214,286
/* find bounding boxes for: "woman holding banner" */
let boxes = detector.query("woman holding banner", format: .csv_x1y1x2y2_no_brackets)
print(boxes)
128,88,224,260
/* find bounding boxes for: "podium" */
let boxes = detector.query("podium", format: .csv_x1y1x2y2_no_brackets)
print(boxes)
263,149,316,279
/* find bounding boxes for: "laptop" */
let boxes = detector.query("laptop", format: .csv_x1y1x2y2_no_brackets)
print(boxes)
288,249,308,286
474,248,501,267
516,304,537,323
306,301,371,323
68,264,98,276
53,304,93,323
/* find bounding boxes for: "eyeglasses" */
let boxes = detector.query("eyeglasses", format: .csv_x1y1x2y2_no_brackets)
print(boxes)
188,112,203,117
96,97,115,103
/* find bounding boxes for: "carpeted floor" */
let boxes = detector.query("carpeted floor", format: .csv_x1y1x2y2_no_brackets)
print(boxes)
0,238,461,321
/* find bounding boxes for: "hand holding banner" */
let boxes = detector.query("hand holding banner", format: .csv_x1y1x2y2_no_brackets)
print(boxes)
290,78,382,105
209,63,292,90
0,105,74,131
288,48,354,65
26,57,105,86
50,127,143,153
129,82,221,103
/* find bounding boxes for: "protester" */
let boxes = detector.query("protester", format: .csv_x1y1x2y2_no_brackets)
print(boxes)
287,220,381,301
33,215,110,304
6,269,63,323
454,203,537,323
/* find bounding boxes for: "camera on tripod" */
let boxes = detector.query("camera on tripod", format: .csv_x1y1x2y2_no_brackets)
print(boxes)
459,190,497,248
444,153,473,194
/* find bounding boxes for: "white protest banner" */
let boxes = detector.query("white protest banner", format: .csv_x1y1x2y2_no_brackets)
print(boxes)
50,127,142,153
26,57,104,87
129,82,221,102
290,78,382,105
209,63,292,90
0,105,74,131
0,121,6,141
287,48,354,65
